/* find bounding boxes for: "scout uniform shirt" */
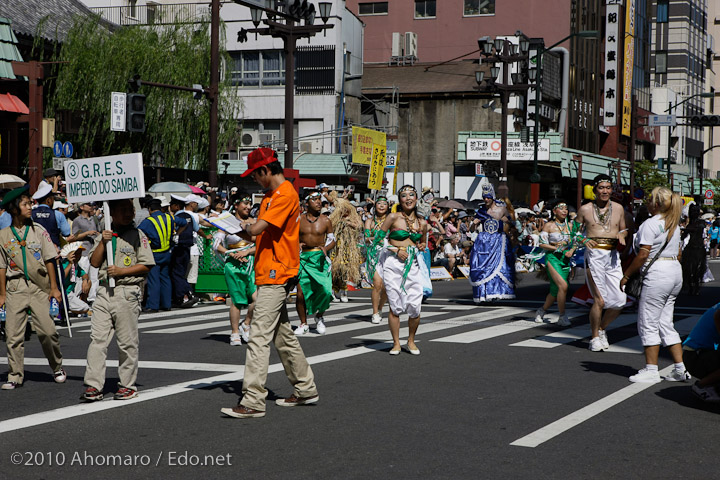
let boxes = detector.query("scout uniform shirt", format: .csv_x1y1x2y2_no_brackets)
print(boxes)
89,229,155,286
0,224,58,292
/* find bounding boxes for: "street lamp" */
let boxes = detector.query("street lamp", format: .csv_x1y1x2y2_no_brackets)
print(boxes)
475,34,531,199
234,0,334,168
527,30,599,186
663,91,714,186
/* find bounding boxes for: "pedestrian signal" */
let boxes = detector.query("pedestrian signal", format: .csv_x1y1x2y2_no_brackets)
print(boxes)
126,93,146,133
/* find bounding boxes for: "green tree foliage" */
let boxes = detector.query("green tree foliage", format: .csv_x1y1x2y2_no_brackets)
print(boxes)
46,16,241,170
633,160,670,201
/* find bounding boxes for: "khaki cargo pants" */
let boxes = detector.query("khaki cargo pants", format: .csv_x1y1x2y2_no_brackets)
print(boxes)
83,284,141,392
240,284,317,411
5,278,63,385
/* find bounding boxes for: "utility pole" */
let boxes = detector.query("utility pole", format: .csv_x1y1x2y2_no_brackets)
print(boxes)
209,0,220,186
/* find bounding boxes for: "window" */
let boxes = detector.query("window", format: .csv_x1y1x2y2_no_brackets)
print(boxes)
296,45,335,95
127,0,137,18
464,0,495,16
358,2,388,15
656,0,668,22
229,51,285,87
656,51,667,74
414,0,436,18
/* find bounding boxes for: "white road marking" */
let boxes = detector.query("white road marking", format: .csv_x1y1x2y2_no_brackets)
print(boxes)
604,315,699,354
509,314,636,349
0,342,391,434
0,357,241,372
510,365,674,448
355,308,533,342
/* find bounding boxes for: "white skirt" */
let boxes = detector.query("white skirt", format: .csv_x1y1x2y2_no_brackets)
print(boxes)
378,248,423,318
585,247,626,309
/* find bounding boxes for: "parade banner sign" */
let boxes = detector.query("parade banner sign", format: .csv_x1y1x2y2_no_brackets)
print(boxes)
367,144,386,190
65,153,145,203
621,0,635,136
352,126,386,166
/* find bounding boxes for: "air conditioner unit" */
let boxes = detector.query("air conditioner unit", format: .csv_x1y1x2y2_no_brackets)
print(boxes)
299,142,313,153
391,32,405,57
405,32,418,58
240,130,260,148
259,132,276,145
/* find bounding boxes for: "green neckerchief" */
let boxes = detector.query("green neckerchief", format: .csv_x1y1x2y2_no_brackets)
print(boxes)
10,225,29,281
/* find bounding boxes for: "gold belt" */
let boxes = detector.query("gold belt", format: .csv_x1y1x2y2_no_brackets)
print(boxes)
302,247,323,251
229,241,251,249
590,237,617,250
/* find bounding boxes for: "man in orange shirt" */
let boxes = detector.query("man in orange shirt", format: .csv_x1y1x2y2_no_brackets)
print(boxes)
221,148,318,419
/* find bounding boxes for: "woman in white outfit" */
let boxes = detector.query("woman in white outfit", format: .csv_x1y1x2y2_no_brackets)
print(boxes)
375,185,429,356
620,187,691,383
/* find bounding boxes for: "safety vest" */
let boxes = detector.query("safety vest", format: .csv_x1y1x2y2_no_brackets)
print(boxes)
147,213,172,253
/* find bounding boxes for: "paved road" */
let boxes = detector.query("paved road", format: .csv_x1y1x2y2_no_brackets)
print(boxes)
2,264,720,479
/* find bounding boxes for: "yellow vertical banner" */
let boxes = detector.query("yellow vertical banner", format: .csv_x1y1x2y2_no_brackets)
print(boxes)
367,144,386,190
621,0,635,137
352,126,387,166
392,152,399,193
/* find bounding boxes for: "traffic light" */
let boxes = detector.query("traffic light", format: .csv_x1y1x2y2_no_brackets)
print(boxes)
689,115,720,127
126,93,146,133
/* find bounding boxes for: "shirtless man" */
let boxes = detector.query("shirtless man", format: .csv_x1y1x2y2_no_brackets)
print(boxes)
294,191,336,335
575,174,628,351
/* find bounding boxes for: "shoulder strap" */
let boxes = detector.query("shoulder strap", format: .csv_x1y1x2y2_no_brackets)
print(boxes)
641,234,672,276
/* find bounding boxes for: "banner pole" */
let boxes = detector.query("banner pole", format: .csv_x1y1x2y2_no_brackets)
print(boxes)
103,201,116,289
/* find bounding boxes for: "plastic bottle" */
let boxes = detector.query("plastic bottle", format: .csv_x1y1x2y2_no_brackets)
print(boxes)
50,298,59,317
0,305,5,322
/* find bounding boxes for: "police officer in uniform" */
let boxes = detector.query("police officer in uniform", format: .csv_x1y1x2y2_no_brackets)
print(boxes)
169,195,196,308
138,198,175,312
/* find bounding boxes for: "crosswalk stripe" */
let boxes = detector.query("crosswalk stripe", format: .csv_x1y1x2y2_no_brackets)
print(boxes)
509,314,637,349
354,307,532,342
605,315,700,354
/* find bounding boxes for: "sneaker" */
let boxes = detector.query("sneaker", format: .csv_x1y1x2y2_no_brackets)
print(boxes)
315,318,326,335
53,368,67,384
534,309,546,323
221,405,265,418
240,324,251,343
229,333,242,346
1,381,22,390
340,291,348,303
629,367,661,383
294,323,310,335
371,313,382,324
557,314,571,327
275,394,319,407
599,329,610,350
588,337,604,352
180,296,199,309
691,381,720,403
664,368,691,382
80,386,103,401
332,292,340,303
114,387,139,400
0,323,5,341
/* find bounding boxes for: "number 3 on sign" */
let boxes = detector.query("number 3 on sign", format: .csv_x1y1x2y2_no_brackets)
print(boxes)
367,144,386,191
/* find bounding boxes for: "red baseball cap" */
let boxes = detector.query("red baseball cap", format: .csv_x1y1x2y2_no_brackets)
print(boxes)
241,148,279,177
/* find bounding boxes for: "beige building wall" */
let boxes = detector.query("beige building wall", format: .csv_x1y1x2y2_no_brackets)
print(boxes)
708,3,720,180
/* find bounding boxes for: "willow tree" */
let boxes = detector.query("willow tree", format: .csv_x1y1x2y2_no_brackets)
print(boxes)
46,15,241,170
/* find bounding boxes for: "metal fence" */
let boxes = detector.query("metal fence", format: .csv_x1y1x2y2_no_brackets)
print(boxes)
90,3,210,26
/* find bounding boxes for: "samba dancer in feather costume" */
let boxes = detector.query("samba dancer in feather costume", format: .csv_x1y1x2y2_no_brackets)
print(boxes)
469,183,516,303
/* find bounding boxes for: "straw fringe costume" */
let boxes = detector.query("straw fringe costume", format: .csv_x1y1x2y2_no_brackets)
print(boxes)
328,197,362,290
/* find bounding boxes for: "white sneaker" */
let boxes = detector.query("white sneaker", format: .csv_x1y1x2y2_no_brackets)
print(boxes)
599,329,610,350
557,314,571,327
371,313,382,324
240,324,251,343
588,337,604,352
534,309,546,324
229,333,242,346
664,368,691,382
294,323,310,335
340,291,348,303
629,367,661,383
332,292,341,303
315,319,326,335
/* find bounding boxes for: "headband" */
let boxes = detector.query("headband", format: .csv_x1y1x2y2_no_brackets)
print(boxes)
554,203,568,209
398,185,417,195
376,196,388,204
306,192,322,200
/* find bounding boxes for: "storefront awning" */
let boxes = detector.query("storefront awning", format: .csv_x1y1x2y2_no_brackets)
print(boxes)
0,93,28,114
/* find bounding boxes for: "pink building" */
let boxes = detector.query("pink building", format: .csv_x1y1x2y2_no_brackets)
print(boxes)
345,0,573,64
